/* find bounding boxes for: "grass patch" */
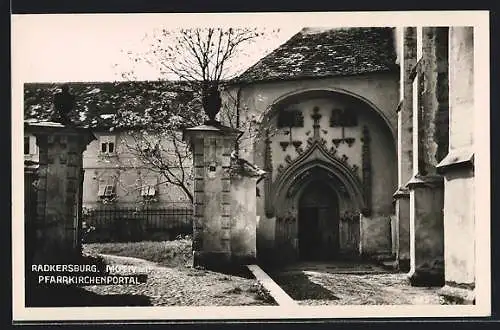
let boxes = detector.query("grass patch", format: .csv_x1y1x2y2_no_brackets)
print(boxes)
84,238,193,268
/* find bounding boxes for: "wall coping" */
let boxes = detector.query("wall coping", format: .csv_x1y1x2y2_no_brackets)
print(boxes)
393,186,410,199
405,173,444,189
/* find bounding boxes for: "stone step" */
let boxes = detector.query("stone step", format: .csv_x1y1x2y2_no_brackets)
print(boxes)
247,264,297,307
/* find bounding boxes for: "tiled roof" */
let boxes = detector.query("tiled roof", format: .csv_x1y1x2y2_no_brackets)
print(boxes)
24,81,201,130
233,27,398,84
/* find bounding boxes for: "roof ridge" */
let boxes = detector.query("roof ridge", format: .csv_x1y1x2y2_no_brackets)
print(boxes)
232,27,397,84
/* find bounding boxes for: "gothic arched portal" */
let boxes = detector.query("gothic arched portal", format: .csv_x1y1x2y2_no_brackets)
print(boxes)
253,88,396,263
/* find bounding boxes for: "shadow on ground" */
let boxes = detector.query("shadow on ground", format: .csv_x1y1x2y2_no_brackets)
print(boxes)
26,285,152,307
270,272,339,301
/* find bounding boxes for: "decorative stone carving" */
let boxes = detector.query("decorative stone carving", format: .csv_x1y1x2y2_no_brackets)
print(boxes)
332,138,342,147
263,130,275,218
311,106,322,139
361,125,372,216
52,85,75,125
292,140,302,149
279,141,290,151
284,154,293,164
332,136,356,147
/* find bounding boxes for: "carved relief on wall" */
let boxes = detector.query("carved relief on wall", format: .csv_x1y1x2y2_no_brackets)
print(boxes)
263,129,274,218
361,126,372,216
263,105,366,219
277,109,304,128
330,108,358,127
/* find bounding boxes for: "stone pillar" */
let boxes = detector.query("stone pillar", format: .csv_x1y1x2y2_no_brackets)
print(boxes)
437,27,475,304
183,123,241,269
26,122,95,265
394,27,416,272
407,27,449,286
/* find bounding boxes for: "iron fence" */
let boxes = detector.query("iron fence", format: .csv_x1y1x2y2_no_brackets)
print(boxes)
82,204,193,243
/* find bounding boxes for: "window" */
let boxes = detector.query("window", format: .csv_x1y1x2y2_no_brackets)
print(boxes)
98,184,115,197
98,177,116,199
99,135,116,155
140,176,158,199
24,136,30,155
141,185,156,197
24,135,37,157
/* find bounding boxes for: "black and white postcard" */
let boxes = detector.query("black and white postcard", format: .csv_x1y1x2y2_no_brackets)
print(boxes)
11,11,491,322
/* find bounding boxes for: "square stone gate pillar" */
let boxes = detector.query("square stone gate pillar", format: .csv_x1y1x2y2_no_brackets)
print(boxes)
184,123,253,269
25,121,95,265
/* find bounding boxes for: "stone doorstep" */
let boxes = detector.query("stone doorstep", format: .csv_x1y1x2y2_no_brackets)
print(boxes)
438,284,475,305
246,264,298,307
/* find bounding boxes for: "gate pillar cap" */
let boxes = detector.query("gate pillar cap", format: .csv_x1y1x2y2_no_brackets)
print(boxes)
182,121,242,143
24,120,96,145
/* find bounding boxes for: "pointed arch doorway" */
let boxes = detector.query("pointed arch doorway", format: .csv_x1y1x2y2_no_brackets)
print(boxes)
298,180,340,261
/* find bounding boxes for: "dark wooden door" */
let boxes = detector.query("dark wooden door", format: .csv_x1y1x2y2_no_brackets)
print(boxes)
298,181,339,260
298,207,321,260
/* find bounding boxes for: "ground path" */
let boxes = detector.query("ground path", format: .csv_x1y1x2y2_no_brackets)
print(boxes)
268,261,442,305
82,253,276,306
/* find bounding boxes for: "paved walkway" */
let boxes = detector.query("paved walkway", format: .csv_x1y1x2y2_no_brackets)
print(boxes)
268,261,442,305
81,254,277,306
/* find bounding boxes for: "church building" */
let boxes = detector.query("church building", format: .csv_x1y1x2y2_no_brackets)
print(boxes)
228,27,400,265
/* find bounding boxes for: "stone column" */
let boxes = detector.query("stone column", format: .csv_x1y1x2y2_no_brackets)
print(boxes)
407,27,449,287
437,27,475,304
26,121,95,265
183,123,241,269
394,27,416,272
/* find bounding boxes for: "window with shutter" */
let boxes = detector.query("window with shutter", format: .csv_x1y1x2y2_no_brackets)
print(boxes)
140,176,158,200
98,178,116,198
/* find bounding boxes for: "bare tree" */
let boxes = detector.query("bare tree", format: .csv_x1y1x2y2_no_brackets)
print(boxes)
112,27,279,203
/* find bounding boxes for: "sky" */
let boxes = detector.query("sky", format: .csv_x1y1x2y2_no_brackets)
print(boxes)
12,14,303,83
11,12,486,84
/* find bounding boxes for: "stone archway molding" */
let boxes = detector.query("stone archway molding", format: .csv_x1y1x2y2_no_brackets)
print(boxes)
257,87,396,143
270,140,365,218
